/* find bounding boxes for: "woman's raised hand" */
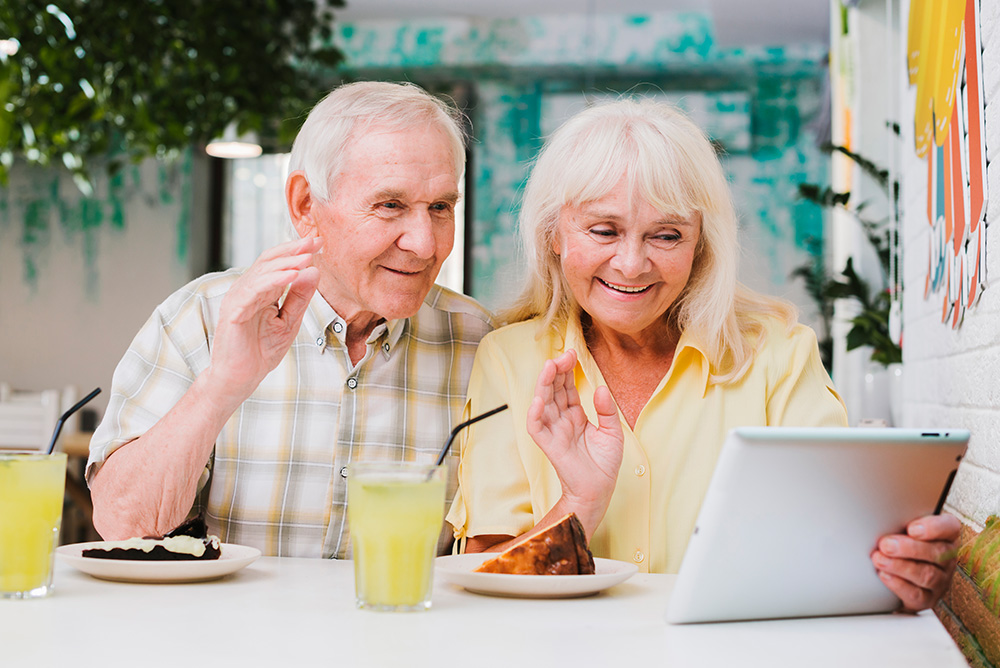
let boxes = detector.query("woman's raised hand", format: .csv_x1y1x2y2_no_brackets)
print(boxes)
526,349,624,535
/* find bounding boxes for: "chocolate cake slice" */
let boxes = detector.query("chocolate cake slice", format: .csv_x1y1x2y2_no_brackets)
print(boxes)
83,516,222,561
475,513,595,575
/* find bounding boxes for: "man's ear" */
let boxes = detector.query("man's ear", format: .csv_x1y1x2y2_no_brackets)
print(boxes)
286,171,318,238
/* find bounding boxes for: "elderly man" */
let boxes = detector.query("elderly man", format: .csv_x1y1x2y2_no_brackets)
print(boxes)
87,82,495,558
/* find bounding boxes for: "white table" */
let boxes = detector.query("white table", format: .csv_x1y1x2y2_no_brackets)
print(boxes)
2,557,967,667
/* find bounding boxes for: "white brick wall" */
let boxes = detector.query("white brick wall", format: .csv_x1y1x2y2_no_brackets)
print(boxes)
899,0,1000,530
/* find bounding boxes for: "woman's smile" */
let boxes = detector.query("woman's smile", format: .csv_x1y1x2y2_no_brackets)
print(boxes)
596,277,654,295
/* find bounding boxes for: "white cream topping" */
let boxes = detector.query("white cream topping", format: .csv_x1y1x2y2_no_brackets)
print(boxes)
94,535,220,557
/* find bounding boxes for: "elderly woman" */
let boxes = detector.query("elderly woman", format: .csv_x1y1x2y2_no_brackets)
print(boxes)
446,99,958,611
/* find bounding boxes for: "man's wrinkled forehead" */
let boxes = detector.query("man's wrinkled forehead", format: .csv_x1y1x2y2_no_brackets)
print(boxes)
330,122,460,184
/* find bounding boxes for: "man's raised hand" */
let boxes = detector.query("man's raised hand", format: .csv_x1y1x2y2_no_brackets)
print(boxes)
205,236,322,409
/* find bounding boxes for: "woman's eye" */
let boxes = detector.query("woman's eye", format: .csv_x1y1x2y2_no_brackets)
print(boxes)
590,228,616,238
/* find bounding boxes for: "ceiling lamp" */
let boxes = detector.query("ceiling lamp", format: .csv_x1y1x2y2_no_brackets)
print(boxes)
205,122,262,159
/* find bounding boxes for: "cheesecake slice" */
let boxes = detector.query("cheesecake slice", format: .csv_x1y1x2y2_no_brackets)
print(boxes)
82,516,221,561
474,513,595,575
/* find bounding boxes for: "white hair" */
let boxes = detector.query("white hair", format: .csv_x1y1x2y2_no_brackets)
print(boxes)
287,81,467,203
504,97,796,383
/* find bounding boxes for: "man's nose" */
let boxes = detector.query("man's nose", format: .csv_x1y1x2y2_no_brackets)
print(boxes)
609,239,649,278
396,211,438,259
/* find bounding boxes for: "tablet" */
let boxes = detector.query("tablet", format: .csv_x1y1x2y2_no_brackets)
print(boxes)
665,427,969,624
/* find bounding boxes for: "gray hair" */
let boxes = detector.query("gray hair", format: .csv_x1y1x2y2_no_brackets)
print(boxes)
287,81,467,202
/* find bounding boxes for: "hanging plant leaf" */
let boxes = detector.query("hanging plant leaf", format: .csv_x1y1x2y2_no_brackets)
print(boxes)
792,144,903,367
0,1,346,188
798,183,851,208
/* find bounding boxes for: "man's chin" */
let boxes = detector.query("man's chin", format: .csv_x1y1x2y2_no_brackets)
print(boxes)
374,291,434,321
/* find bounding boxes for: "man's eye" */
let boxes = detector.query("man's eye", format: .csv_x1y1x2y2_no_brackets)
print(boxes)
380,202,400,209
430,202,452,212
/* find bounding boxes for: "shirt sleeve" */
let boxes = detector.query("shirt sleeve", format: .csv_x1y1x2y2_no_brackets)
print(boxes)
445,334,537,542
86,287,214,484
765,323,849,427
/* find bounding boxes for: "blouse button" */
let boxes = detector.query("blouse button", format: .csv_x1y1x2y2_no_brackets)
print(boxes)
340,466,348,478
347,377,358,390
633,550,645,563
635,464,646,477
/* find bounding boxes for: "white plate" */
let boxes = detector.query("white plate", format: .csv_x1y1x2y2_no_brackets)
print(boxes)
435,553,638,599
56,542,262,583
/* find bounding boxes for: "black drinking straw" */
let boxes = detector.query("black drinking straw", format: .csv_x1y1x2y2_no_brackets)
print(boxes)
433,404,508,467
45,387,101,455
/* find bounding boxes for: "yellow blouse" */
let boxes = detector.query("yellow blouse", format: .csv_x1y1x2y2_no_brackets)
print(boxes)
446,313,848,574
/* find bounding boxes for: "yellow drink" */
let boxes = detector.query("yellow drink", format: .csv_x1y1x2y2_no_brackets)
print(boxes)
348,462,446,611
0,452,67,599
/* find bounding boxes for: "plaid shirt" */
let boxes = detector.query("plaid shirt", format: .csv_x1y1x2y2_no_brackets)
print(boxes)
88,269,495,558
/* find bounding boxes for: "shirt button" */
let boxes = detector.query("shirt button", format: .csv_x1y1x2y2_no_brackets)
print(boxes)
332,322,344,334
315,337,324,347
347,377,358,390
635,464,646,477
340,466,348,478
633,550,645,564
382,342,390,353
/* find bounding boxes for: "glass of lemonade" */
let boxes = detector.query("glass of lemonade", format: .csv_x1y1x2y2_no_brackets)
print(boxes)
347,461,446,611
0,452,67,599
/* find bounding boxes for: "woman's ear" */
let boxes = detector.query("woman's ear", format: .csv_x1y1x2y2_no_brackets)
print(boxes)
286,171,317,238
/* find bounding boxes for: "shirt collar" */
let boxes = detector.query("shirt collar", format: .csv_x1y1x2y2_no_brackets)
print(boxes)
301,292,337,352
562,310,713,397
301,292,407,358
674,328,712,397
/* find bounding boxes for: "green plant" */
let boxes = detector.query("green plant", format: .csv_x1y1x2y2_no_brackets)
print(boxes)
794,143,903,368
0,1,345,191
789,242,834,369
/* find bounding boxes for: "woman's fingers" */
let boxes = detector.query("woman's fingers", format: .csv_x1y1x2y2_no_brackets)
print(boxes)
907,514,960,542
528,351,587,448
549,350,577,412
875,569,943,613
878,534,957,567
526,395,552,442
592,386,620,434
871,516,959,612
533,359,558,410
533,351,578,415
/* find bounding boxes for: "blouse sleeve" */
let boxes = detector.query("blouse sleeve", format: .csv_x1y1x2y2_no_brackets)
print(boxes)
445,335,537,542
765,323,849,427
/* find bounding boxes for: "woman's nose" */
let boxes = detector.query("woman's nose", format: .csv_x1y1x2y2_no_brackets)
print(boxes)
609,240,648,278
